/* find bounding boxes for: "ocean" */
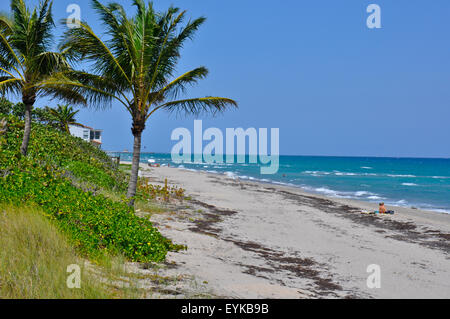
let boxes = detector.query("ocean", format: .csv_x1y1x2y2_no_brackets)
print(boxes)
108,153,450,214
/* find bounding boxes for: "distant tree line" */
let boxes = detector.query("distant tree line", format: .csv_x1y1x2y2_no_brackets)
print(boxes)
0,97,79,133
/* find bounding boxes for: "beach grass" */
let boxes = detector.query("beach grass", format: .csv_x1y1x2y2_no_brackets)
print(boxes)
0,205,109,298
0,205,148,299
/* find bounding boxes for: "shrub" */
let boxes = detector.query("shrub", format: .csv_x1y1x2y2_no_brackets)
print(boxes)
0,115,183,262
137,177,185,202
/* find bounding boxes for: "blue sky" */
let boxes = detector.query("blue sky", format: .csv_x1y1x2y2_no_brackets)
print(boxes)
1,0,450,157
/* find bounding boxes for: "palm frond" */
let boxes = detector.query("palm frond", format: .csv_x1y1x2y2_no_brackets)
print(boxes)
32,51,70,75
37,73,127,110
34,0,54,50
58,1,237,125
149,66,209,103
0,13,13,36
91,0,138,73
60,20,132,88
0,76,22,95
37,84,87,106
62,70,124,93
0,29,24,75
9,0,54,59
153,97,237,118
10,0,29,37
145,15,206,91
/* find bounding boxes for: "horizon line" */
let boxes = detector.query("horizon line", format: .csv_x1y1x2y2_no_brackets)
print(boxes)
104,151,450,160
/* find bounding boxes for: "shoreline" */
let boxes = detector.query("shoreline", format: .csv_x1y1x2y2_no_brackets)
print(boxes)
125,162,450,298
121,159,450,216
174,165,450,228
192,168,450,216
196,167,450,220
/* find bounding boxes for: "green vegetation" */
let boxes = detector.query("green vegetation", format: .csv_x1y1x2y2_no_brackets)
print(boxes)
137,177,185,202
0,205,117,298
0,97,14,116
65,160,125,191
0,115,183,263
0,98,61,127
0,0,234,298
0,0,85,156
1,0,235,207
48,104,80,133
54,0,237,206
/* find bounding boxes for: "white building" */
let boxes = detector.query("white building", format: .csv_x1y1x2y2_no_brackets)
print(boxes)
69,124,103,148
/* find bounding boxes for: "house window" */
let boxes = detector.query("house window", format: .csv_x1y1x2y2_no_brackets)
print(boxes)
83,130,89,139
95,131,101,140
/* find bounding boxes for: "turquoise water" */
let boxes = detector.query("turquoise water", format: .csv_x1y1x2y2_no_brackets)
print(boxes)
109,153,450,214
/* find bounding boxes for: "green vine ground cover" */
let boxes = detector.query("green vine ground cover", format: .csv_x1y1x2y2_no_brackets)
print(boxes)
0,115,183,262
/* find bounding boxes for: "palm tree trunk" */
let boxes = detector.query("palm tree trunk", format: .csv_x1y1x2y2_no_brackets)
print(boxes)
127,130,143,206
20,102,33,156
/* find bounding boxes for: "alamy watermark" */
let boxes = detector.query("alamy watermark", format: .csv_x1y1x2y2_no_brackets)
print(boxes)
367,4,382,29
171,120,279,174
366,264,381,289
64,3,381,30
66,4,81,29
67,264,81,289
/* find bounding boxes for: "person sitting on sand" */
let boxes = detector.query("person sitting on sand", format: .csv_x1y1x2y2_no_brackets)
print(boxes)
379,203,387,214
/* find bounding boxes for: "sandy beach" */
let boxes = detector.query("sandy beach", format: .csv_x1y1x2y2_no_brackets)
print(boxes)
128,163,450,299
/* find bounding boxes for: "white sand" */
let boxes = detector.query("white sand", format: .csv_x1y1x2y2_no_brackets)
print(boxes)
132,164,450,299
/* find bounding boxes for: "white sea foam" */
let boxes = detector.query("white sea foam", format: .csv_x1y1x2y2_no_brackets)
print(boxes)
225,171,237,179
303,170,396,177
312,187,353,198
335,172,357,176
303,170,329,175
299,186,381,200
387,174,416,178
272,181,288,185
314,187,338,195
355,191,373,197
402,183,419,186
303,170,359,177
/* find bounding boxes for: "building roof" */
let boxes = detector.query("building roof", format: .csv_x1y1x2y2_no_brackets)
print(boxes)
70,123,93,130
69,123,102,131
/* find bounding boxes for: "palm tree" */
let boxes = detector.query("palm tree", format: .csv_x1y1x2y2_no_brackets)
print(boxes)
48,104,80,133
0,0,85,155
56,0,237,206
